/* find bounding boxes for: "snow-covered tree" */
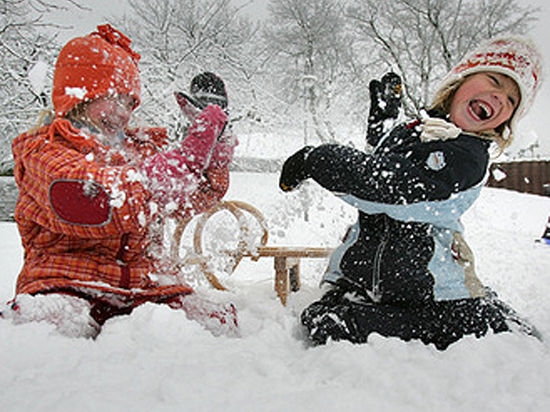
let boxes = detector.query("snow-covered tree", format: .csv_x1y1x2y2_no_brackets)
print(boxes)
0,0,75,173
262,0,356,144
115,0,266,139
0,0,90,173
346,0,540,115
0,0,545,172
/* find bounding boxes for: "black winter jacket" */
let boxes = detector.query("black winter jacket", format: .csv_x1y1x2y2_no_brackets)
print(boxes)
304,114,491,304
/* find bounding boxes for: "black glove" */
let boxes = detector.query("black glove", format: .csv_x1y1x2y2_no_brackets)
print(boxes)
279,146,314,192
367,72,403,146
368,72,402,124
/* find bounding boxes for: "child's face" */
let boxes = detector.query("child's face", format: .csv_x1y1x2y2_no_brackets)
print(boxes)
85,94,137,138
449,72,520,134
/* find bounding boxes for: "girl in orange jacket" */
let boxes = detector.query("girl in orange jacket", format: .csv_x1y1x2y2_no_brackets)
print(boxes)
1,25,237,338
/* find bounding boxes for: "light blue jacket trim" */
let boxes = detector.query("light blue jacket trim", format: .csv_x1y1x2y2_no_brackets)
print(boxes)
322,221,360,284
336,184,483,233
429,227,471,300
323,184,484,300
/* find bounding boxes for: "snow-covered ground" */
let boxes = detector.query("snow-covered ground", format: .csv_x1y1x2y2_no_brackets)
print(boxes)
1,172,550,411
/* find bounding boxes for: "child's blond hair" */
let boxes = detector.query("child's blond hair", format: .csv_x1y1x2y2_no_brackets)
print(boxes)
29,103,88,135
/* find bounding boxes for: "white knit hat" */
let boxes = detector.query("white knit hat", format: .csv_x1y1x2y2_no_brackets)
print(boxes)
432,36,543,136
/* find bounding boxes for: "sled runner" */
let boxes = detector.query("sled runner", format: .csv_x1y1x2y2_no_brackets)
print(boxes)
171,201,333,305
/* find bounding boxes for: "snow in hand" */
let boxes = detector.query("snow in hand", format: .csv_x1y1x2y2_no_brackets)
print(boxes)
1,172,549,411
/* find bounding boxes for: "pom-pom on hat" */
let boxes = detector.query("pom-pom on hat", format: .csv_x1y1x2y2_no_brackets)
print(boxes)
52,24,141,118
432,36,542,136
190,72,228,109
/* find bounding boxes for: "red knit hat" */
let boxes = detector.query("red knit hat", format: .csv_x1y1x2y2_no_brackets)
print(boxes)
52,24,141,118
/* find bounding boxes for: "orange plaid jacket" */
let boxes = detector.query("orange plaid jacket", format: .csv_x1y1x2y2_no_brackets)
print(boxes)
12,115,229,301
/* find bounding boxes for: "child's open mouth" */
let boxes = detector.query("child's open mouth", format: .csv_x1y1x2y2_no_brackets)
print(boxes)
469,100,493,121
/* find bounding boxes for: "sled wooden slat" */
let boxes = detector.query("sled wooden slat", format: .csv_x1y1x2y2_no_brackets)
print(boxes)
243,247,333,305
245,246,334,259
172,201,333,305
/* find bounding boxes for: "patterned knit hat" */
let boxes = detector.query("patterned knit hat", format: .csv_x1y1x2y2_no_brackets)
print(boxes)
52,24,141,118
432,36,543,135
190,72,228,109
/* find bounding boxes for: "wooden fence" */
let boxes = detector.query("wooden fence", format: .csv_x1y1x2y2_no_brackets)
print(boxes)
487,160,550,196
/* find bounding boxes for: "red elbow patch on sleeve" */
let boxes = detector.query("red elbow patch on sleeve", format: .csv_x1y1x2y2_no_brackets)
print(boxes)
49,179,112,226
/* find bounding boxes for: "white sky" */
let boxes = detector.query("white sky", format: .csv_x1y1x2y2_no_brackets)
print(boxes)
49,0,550,153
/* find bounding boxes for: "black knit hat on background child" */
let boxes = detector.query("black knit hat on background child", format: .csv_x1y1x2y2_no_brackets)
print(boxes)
189,72,228,109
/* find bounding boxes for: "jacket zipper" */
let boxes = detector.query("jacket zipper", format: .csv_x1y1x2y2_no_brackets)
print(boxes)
371,215,389,302
116,233,130,289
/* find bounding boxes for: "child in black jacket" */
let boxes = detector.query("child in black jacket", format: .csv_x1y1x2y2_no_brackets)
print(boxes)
279,37,543,350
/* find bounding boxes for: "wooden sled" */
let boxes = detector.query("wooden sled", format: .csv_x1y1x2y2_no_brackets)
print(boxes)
171,201,333,305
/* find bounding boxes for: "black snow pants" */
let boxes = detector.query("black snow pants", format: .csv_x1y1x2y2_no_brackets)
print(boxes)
300,285,540,350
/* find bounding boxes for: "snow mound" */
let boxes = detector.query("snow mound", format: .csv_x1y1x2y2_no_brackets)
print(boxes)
1,176,549,410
